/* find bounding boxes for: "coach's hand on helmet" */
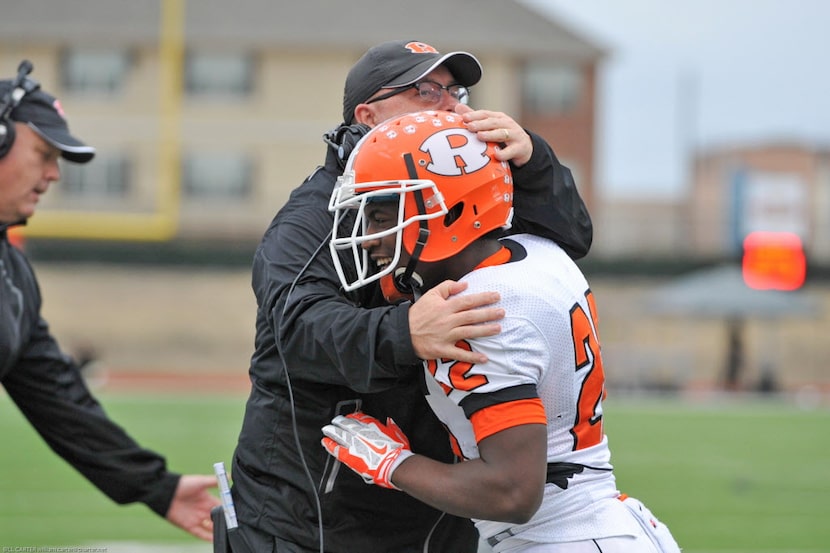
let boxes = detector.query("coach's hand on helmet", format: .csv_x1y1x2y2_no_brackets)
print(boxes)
455,104,532,167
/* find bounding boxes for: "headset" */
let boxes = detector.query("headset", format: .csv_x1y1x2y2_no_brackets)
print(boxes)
277,229,333,553
0,60,39,160
276,124,374,551
283,125,352,548
322,122,370,170
234,125,368,553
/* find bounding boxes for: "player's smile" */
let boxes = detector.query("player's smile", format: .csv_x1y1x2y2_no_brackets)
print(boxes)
362,200,409,274
373,255,394,270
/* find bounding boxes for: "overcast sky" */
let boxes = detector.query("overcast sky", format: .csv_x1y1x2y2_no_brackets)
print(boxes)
520,0,830,199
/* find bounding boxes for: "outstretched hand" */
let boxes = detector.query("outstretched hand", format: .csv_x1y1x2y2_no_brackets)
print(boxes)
165,474,222,542
409,280,503,364
322,412,414,490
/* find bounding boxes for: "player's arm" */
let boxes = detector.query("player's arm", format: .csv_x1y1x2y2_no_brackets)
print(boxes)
395,423,547,523
322,413,548,523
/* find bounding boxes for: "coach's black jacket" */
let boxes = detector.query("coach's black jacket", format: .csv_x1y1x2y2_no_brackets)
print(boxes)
0,224,180,516
232,129,592,553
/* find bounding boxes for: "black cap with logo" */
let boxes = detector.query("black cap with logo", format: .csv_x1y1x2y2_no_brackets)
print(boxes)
0,74,95,164
342,40,483,125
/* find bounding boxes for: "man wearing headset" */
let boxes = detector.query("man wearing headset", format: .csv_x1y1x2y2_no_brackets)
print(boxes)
0,65,220,542
226,40,593,552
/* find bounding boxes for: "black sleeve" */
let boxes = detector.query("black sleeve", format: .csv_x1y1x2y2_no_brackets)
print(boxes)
508,130,593,259
252,188,419,392
3,316,180,517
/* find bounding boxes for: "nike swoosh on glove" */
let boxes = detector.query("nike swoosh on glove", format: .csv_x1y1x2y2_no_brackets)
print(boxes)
321,412,414,490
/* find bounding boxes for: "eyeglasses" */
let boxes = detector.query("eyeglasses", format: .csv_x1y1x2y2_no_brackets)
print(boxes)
365,80,469,106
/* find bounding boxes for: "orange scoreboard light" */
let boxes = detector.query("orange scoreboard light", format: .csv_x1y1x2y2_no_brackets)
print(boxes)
741,231,806,290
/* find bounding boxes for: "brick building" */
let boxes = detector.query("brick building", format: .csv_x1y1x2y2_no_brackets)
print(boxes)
0,0,605,245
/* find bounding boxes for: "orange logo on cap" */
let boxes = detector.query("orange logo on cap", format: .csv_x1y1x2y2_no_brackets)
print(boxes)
52,99,67,119
405,42,439,54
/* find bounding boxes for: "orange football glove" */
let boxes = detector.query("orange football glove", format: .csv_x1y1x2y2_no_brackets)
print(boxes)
321,412,413,490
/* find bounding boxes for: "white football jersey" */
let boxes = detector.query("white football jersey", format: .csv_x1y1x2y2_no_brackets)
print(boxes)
423,234,638,545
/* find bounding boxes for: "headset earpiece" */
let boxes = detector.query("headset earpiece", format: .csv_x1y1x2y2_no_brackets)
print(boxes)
323,123,370,169
0,118,17,160
0,60,37,160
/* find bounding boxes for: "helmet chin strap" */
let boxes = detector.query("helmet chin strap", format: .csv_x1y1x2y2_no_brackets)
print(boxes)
393,226,428,301
380,267,423,304
383,153,430,303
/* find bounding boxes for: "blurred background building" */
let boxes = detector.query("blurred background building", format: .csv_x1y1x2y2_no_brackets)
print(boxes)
1,0,603,252
2,0,827,394
3,0,828,269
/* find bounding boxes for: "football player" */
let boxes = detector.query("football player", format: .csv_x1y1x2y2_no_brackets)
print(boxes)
323,110,681,553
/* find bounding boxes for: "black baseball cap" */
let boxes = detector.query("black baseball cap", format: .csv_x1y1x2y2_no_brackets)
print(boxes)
0,80,95,163
342,40,483,124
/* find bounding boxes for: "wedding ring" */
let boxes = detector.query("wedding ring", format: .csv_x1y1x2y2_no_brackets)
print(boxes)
502,128,510,141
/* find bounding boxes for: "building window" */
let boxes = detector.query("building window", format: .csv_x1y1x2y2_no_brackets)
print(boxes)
61,49,131,94
522,62,583,115
185,52,254,97
61,154,130,198
182,153,253,200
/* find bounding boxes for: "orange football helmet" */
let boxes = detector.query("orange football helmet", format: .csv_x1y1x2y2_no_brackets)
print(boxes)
328,110,513,294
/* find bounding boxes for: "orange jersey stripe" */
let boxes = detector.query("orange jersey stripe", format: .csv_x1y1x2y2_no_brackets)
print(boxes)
470,397,546,442
474,245,511,271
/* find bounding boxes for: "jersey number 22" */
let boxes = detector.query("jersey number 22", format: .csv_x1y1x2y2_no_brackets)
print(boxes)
569,289,606,451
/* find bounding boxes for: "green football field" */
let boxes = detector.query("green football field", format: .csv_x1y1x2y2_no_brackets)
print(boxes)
1,390,828,552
